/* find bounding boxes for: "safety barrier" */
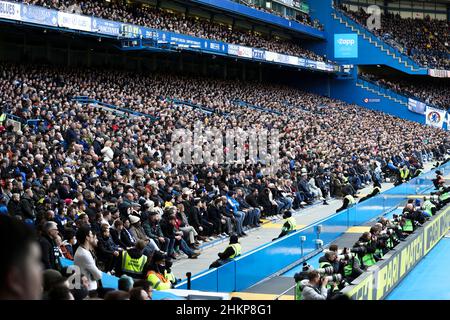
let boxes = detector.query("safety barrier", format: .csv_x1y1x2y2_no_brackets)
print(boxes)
175,162,448,292
342,203,450,300
71,96,160,121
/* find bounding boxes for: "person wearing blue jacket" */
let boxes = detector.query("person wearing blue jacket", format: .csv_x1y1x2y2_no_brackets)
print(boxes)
226,191,247,237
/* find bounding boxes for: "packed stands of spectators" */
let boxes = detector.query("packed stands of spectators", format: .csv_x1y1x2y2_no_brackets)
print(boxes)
232,0,324,31
338,4,450,70
18,0,327,62
1,61,449,299
360,73,450,110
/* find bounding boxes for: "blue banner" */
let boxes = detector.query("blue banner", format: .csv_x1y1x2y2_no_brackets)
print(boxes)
92,18,121,36
252,48,266,60
21,4,57,26
0,1,338,73
305,59,316,68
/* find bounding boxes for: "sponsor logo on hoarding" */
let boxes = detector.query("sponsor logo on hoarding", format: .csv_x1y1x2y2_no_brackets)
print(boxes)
334,34,358,58
427,111,442,125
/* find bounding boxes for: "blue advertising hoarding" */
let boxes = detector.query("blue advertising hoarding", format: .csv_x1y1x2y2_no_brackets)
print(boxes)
92,18,121,36
21,4,57,26
0,1,338,73
334,33,358,58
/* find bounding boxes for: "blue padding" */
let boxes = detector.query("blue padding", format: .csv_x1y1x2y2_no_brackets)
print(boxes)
217,261,236,292
386,238,450,300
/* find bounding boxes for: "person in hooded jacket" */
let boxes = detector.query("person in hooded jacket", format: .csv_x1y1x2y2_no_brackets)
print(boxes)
297,270,329,300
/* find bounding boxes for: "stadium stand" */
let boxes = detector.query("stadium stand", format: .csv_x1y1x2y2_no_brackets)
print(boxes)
17,0,327,62
360,73,450,110
0,0,449,303
338,4,450,70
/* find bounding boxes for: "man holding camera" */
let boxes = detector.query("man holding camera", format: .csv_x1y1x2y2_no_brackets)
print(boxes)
297,270,329,300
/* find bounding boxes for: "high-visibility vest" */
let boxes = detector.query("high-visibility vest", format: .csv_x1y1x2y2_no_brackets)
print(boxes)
121,251,147,277
295,281,303,300
226,243,242,259
0,113,6,123
362,252,377,267
344,256,360,277
439,192,450,202
164,270,177,284
282,217,297,233
400,168,409,179
386,237,394,250
402,219,414,232
422,200,435,216
375,247,384,258
319,261,332,269
344,195,356,206
147,271,172,290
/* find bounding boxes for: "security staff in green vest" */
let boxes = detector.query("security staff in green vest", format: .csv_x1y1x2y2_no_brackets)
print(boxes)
115,240,149,280
163,259,178,286
272,210,296,240
209,234,242,268
397,165,410,185
358,183,382,203
146,251,172,290
422,197,436,217
336,191,356,213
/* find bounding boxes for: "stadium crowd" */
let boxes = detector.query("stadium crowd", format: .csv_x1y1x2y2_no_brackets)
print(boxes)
19,0,326,62
360,73,450,110
1,62,449,300
338,5,450,70
232,0,324,30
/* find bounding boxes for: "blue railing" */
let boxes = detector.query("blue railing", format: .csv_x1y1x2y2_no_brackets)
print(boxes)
231,99,283,115
333,9,427,71
5,113,42,127
357,77,447,110
175,161,447,293
167,98,229,116
71,96,160,121
357,78,408,103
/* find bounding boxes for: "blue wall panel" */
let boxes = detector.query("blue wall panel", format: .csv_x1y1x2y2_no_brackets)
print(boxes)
217,261,236,292
308,0,427,75
329,76,425,124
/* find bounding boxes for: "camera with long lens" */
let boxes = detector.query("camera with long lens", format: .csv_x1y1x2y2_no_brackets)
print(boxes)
322,273,343,283
294,263,313,282
350,245,367,255
316,266,335,275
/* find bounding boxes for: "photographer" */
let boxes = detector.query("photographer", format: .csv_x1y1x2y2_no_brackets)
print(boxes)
318,250,340,274
352,232,378,269
401,202,425,233
421,197,437,217
297,270,329,300
378,217,401,249
340,248,364,283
